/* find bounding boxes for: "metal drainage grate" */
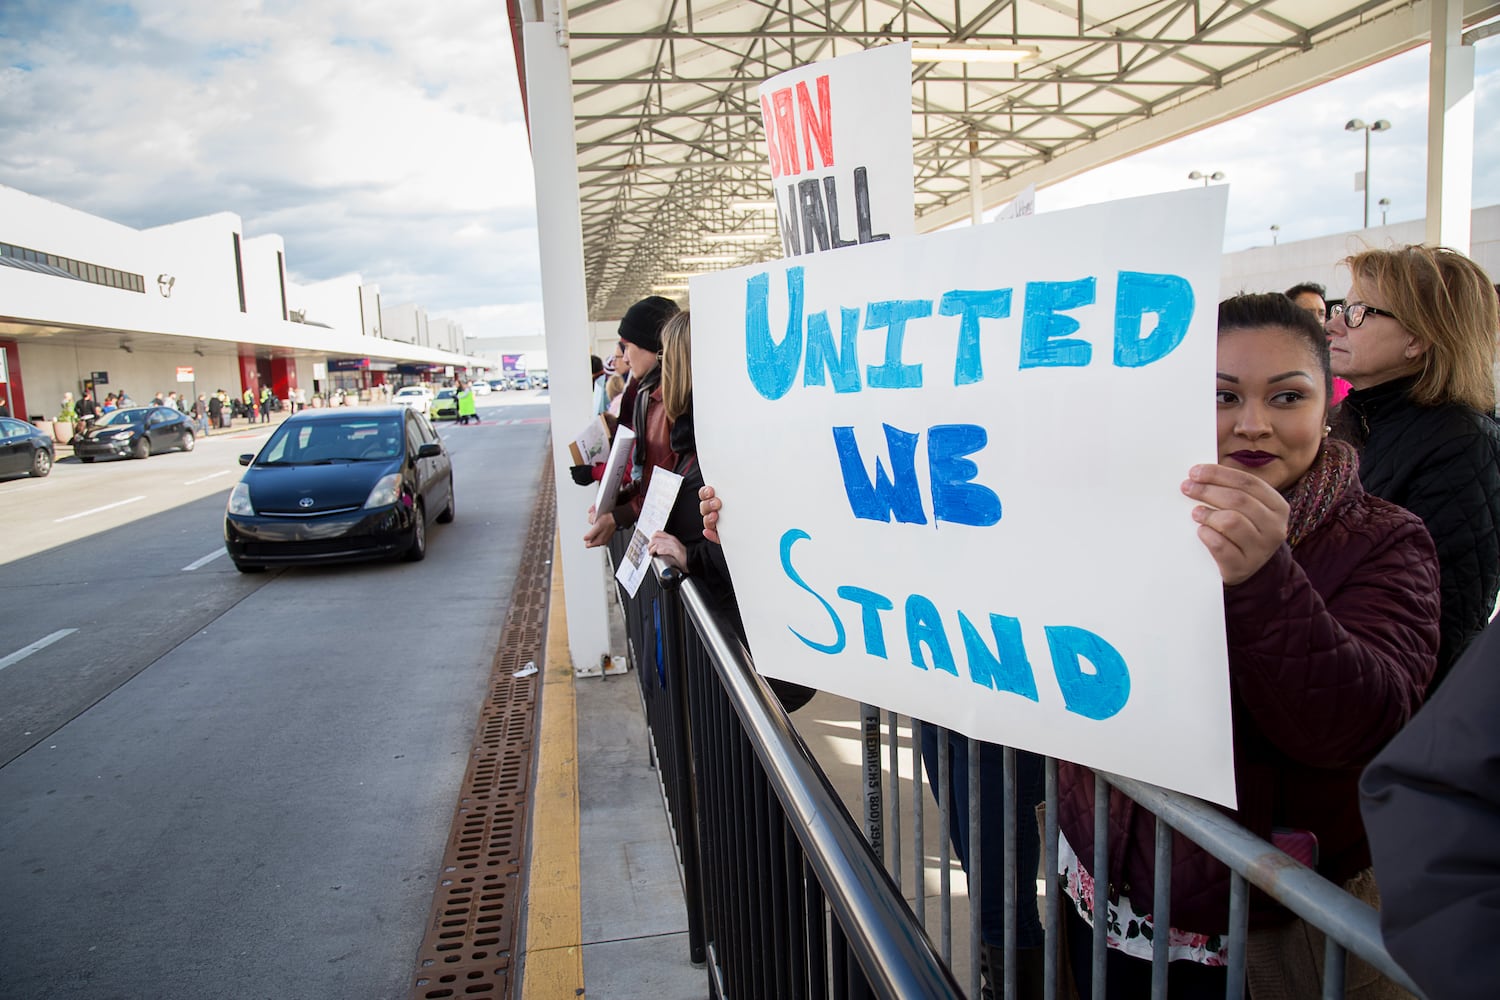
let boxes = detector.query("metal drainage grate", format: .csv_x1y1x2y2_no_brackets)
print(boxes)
410,455,556,999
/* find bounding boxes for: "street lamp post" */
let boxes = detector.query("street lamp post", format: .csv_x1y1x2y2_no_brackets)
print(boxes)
1345,118,1392,229
1270,224,1280,245
1378,197,1391,226
1188,170,1226,187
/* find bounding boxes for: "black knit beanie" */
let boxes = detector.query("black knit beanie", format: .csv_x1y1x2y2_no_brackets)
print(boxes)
617,295,679,355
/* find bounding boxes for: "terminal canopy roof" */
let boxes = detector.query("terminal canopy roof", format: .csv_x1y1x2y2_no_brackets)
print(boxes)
512,0,1499,319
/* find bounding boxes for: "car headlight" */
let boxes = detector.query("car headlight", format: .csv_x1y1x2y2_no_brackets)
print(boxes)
365,472,403,509
227,482,256,516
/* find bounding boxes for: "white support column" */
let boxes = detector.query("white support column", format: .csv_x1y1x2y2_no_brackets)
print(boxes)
1425,0,1475,252
524,16,610,674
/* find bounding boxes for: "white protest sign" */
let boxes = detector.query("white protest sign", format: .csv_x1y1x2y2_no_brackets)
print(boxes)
692,187,1236,806
759,43,914,257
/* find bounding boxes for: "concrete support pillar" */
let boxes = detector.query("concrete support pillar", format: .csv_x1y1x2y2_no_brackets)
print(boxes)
1424,0,1475,252
523,13,610,674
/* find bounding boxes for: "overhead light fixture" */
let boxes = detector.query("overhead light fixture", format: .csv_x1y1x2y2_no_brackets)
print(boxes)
680,254,740,264
157,273,175,297
910,44,1041,64
659,272,703,280
729,200,776,213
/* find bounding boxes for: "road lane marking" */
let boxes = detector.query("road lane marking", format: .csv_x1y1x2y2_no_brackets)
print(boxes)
184,470,232,485
182,548,228,572
53,496,146,522
0,629,78,673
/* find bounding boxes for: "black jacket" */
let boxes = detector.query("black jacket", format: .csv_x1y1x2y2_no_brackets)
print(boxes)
1336,376,1500,684
1360,619,1500,1000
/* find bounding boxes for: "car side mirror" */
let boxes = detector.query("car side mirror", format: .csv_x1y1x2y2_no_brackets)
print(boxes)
239,454,255,466
416,442,442,459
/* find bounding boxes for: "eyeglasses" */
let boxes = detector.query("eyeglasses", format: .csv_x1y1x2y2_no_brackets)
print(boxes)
1330,301,1400,329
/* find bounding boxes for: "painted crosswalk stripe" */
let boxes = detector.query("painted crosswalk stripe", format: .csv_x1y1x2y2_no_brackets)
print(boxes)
0,629,79,673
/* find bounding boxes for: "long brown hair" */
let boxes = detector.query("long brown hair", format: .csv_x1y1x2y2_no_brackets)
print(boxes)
1344,245,1497,412
660,311,692,421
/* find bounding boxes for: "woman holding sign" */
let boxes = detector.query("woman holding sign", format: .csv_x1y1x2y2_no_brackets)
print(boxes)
584,295,680,547
1057,293,1440,997
647,313,816,713
1327,245,1500,687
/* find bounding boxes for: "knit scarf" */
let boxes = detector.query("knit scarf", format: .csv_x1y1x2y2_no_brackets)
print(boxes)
1282,438,1358,549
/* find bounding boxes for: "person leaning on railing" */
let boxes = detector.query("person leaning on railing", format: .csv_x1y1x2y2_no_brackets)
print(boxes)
1057,293,1440,998
646,312,815,713
1327,245,1500,688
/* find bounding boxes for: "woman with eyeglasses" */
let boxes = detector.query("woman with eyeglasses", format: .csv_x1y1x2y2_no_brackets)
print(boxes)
1328,245,1500,685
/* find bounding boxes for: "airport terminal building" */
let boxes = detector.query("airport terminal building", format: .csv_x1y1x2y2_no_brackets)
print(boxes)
0,184,481,423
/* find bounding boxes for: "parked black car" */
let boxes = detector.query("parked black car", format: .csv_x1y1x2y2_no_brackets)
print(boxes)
0,416,54,478
73,406,196,462
223,406,454,572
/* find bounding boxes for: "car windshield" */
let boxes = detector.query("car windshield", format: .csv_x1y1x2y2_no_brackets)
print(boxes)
258,418,404,464
436,389,456,399
97,408,147,427
396,388,423,397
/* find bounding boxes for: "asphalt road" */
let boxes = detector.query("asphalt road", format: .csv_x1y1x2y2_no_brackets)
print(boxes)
0,394,553,999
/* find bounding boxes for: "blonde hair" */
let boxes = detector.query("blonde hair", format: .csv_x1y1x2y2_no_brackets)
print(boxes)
604,373,624,401
1345,245,1498,412
660,311,692,421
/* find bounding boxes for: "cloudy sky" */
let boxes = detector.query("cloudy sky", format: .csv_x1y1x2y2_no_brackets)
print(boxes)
1,2,1496,341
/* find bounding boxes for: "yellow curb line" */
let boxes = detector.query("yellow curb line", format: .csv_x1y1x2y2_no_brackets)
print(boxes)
520,531,585,998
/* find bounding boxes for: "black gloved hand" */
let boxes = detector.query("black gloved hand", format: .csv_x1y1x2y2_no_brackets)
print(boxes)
569,464,594,487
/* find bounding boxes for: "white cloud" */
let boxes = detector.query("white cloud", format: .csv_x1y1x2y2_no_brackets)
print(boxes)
0,0,539,339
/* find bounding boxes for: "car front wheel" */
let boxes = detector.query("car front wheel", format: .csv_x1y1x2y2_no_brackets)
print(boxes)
436,477,455,523
181,430,195,452
31,449,53,477
133,436,152,459
403,501,427,561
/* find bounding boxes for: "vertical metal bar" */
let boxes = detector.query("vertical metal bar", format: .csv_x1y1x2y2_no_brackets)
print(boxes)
1043,758,1059,1000
861,703,883,857
1323,936,1347,1000
887,710,901,893
807,858,828,1000
970,738,984,1000
1150,817,1173,1000
831,914,848,1000
659,569,705,964
786,818,807,999
1227,872,1249,1000
1091,776,1109,1000
753,766,771,1000
913,722,926,930
938,727,952,963
1002,746,1016,1000
769,782,790,997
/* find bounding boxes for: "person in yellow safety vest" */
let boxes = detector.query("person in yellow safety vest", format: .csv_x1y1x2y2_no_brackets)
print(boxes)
456,382,478,425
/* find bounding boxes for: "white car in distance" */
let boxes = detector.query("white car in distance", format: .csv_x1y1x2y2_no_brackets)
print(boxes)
393,385,434,415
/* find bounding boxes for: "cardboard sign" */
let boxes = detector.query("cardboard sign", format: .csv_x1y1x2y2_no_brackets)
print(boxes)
691,188,1237,805
759,43,915,257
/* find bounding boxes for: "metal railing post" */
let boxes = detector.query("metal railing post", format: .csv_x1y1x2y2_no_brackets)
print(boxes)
656,564,706,966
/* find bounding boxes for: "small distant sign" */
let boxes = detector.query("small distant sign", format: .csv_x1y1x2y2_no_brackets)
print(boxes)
176,366,195,383
91,370,109,385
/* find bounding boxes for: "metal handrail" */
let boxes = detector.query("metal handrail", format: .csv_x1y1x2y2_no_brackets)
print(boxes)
1102,770,1424,995
670,558,964,998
